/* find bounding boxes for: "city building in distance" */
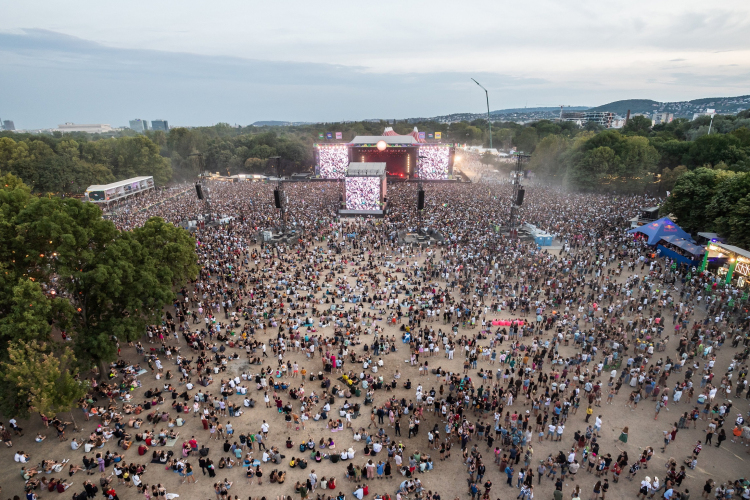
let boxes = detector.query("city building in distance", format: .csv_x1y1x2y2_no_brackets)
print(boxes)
58,123,114,133
2,120,15,131
560,110,617,128
693,108,716,120
151,119,169,131
652,112,674,126
129,119,149,133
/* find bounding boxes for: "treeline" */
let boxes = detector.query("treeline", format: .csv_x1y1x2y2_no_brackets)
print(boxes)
0,134,171,193
661,168,750,248
0,173,198,417
527,110,750,193
3,109,749,195
0,118,574,192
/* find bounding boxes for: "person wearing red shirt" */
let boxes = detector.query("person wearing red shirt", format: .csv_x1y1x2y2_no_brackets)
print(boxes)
138,444,149,456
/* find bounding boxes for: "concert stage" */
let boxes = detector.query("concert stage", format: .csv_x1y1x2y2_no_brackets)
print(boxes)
316,127,455,180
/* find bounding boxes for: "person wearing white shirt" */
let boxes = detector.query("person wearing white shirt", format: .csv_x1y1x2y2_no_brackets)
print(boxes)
372,441,382,453
354,486,364,499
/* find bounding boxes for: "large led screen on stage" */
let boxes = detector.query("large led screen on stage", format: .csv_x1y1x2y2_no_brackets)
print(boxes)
345,176,380,211
417,146,451,180
317,145,348,179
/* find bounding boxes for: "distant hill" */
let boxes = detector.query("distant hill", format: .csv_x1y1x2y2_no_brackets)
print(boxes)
429,106,589,124
588,96,750,118
490,106,589,115
252,120,312,127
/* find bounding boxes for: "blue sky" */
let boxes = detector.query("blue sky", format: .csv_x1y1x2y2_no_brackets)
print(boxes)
2,0,749,129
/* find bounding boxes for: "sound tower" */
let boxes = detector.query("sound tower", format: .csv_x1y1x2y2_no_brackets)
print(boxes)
274,189,282,208
417,189,425,210
516,188,525,206
195,184,204,200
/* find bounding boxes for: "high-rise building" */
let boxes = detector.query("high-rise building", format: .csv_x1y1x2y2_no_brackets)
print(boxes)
652,112,674,126
129,119,149,133
2,120,15,131
151,120,169,131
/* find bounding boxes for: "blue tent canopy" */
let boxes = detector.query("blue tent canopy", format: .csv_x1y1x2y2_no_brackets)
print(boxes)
659,235,705,256
627,217,694,246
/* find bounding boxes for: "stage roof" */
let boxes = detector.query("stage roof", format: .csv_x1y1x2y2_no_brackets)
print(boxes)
346,162,386,177
350,135,420,145
627,217,693,246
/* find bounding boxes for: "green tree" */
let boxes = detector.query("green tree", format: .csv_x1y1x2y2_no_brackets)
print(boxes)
0,341,88,418
660,167,734,233
565,146,617,191
622,115,652,135
0,175,198,369
529,135,569,181
705,172,750,242
659,165,688,192
686,134,743,168
513,127,539,154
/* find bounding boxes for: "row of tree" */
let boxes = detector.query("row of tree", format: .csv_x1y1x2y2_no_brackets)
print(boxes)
0,173,198,418
527,110,750,193
1,117,578,192
660,168,750,248
0,135,171,194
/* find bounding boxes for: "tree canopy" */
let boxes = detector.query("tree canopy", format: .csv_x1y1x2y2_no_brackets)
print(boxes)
0,173,199,417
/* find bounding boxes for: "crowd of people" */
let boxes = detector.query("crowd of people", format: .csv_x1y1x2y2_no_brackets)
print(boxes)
2,174,750,500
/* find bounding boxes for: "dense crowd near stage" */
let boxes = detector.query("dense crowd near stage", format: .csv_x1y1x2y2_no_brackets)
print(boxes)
4,172,750,500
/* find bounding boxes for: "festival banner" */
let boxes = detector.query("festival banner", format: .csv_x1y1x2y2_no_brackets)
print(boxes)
326,132,333,140
418,132,426,140
435,132,442,140
427,133,434,139
318,133,324,139
335,132,343,140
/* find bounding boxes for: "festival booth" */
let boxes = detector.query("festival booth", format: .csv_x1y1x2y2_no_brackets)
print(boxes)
338,163,387,218
700,241,750,288
627,217,693,245
655,235,705,267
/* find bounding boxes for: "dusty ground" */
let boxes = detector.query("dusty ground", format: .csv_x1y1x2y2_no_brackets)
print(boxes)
1,244,748,500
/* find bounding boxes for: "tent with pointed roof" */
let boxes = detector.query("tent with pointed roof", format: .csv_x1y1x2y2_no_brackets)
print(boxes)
627,217,694,246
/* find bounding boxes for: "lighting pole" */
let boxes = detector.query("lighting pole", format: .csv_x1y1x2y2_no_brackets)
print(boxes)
707,113,716,135
471,78,492,150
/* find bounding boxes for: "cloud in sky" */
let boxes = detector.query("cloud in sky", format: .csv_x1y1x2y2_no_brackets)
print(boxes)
1,0,750,129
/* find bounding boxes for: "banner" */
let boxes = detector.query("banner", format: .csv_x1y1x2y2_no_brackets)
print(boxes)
335,132,343,140
318,133,324,139
435,132,442,140
418,132,425,140
427,133,434,139
326,132,333,140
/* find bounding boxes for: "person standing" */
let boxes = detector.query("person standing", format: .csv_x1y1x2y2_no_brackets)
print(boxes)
715,429,726,447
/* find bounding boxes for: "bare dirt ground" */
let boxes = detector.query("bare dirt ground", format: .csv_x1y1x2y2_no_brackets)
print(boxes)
1,244,748,500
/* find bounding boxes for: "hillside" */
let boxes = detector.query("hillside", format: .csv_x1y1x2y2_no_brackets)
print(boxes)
588,95,750,118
